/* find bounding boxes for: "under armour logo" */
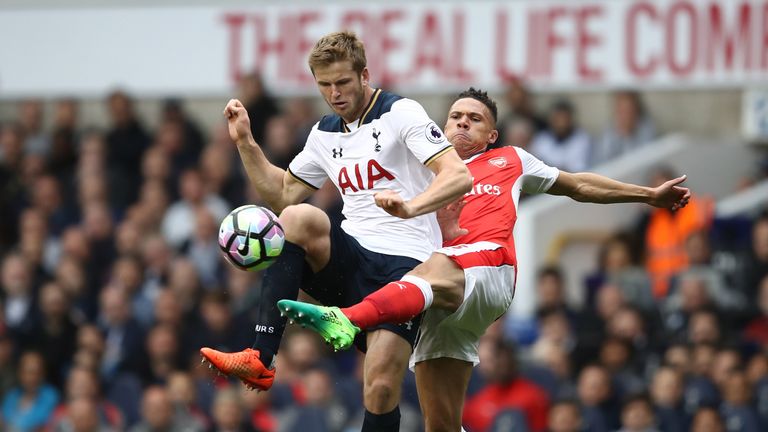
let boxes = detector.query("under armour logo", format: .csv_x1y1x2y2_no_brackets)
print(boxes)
404,320,413,330
395,283,407,290
372,128,381,152
332,148,343,158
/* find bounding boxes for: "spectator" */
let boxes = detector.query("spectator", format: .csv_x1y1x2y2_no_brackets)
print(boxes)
687,309,723,345
279,367,350,432
650,366,687,431
166,257,202,320
690,406,725,432
49,366,124,431
640,165,713,298
501,118,536,150
193,291,252,356
81,202,116,286
139,147,171,193
0,333,15,398
138,324,183,386
546,399,582,432
741,213,768,309
684,344,721,415
31,174,78,237
593,90,656,165
530,98,592,173
576,364,620,432
104,90,151,210
153,119,197,179
598,338,644,398
1,252,37,343
27,282,78,389
129,386,192,432
18,99,50,157
49,98,80,180
239,385,276,432
239,72,280,144
51,396,116,432
160,98,205,164
1,351,59,432
97,286,145,380
464,338,550,432
161,168,229,249
199,144,244,208
497,77,546,146
720,370,762,432
263,115,301,170
585,233,652,311
55,256,94,321
181,207,222,288
616,393,659,432
743,275,768,346
166,371,209,431
209,387,254,432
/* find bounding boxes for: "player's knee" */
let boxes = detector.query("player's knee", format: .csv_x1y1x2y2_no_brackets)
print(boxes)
364,377,398,409
279,204,329,246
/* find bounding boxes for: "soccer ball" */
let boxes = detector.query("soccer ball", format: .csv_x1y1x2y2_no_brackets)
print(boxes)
218,205,285,271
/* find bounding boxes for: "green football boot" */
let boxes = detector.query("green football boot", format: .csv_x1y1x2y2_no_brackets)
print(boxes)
277,300,360,351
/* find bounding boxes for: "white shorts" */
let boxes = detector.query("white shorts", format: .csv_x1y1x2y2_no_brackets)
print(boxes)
410,241,516,368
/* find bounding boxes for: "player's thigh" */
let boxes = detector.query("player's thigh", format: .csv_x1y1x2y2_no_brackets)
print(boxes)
278,203,331,271
409,252,466,312
415,357,473,432
363,329,412,394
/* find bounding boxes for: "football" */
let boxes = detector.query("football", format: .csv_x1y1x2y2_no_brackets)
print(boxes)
218,205,285,271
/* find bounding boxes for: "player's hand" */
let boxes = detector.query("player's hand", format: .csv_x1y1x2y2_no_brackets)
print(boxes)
374,190,415,219
223,99,253,146
650,175,691,211
437,199,468,241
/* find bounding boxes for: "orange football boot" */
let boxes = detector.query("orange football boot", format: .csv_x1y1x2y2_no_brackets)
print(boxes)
200,347,275,391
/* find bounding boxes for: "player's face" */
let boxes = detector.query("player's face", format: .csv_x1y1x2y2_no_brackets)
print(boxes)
313,61,369,123
444,98,499,159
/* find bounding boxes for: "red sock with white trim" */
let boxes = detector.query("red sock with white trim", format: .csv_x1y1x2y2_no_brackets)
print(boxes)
341,275,434,329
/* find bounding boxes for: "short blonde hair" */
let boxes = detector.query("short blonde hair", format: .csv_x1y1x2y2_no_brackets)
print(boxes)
308,31,367,74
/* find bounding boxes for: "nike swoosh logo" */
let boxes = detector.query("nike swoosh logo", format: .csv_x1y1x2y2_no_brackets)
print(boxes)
237,223,252,255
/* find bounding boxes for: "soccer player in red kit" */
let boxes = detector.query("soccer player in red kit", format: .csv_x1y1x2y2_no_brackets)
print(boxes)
279,88,690,431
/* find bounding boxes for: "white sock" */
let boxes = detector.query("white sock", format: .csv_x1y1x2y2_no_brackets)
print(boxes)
401,274,433,311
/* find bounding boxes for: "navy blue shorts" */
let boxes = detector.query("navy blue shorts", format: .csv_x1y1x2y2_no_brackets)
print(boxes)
302,222,422,352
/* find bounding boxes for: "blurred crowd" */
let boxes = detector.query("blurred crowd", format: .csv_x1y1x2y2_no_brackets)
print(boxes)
0,74,767,432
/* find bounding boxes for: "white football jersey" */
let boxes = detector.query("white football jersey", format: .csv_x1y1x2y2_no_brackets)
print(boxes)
288,89,452,261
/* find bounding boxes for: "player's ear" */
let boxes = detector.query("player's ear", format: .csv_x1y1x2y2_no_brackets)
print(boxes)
361,67,370,86
488,129,499,145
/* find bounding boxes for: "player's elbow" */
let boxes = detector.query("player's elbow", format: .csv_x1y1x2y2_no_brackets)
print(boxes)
453,165,473,194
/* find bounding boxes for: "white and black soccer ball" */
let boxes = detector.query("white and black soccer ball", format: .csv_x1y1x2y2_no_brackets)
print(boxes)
218,205,285,271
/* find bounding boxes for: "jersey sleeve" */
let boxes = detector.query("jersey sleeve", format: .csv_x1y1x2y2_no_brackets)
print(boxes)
389,98,453,166
514,147,560,194
287,127,326,190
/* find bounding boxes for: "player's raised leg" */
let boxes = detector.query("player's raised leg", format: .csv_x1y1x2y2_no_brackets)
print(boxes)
279,252,465,349
201,204,331,390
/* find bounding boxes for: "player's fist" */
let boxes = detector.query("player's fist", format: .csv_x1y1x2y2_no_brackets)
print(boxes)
374,190,414,219
223,99,252,145
650,174,691,211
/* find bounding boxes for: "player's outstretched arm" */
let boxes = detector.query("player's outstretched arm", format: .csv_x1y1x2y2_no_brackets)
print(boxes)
225,99,313,212
375,149,472,219
547,171,691,210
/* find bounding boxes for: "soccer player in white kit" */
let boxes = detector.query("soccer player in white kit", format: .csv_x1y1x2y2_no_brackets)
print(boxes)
279,88,691,431
201,32,472,432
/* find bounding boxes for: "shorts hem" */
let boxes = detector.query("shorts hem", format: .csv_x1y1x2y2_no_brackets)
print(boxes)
409,352,479,370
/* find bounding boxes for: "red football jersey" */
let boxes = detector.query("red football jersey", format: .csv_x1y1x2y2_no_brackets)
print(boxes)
443,146,559,264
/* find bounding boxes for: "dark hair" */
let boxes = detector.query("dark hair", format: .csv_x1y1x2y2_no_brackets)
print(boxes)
457,87,498,123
